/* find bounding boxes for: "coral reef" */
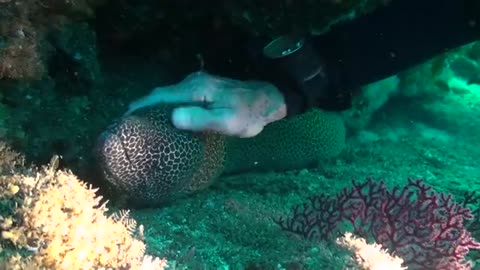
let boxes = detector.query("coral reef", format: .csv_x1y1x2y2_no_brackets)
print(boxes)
337,232,406,270
0,17,46,80
0,1,479,268
343,40,480,134
275,178,480,269
0,144,166,269
0,0,100,80
0,0,105,177
222,0,387,36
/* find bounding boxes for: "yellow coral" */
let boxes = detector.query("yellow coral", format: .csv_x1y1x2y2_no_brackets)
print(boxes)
0,151,167,270
337,232,406,270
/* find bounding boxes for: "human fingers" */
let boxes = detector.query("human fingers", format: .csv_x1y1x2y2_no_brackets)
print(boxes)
124,84,196,116
125,72,224,116
171,106,232,133
171,106,264,137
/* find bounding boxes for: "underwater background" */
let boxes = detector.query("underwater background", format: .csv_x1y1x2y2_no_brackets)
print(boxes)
0,0,480,269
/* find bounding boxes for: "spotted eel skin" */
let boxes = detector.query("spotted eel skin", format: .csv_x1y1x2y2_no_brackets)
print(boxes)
96,105,345,207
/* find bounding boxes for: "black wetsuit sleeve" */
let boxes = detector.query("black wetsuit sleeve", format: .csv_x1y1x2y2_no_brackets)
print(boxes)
250,0,480,117
313,0,480,92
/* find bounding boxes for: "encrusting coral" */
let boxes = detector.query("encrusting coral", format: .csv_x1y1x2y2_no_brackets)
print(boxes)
337,233,406,270
0,143,166,270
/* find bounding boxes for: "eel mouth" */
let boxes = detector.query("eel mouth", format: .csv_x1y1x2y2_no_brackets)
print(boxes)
98,127,132,163
97,129,118,153
95,123,133,183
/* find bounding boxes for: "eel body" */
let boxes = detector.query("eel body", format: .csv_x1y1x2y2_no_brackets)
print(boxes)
96,105,345,206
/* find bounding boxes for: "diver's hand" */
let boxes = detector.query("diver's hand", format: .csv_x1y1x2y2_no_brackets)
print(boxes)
125,71,287,137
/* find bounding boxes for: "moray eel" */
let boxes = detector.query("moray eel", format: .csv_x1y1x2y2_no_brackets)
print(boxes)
96,105,345,207
96,106,225,207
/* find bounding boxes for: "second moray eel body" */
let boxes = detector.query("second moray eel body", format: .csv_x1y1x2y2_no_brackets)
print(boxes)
96,105,345,207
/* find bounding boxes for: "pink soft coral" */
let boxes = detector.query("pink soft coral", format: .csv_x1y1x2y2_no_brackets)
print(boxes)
276,178,480,270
